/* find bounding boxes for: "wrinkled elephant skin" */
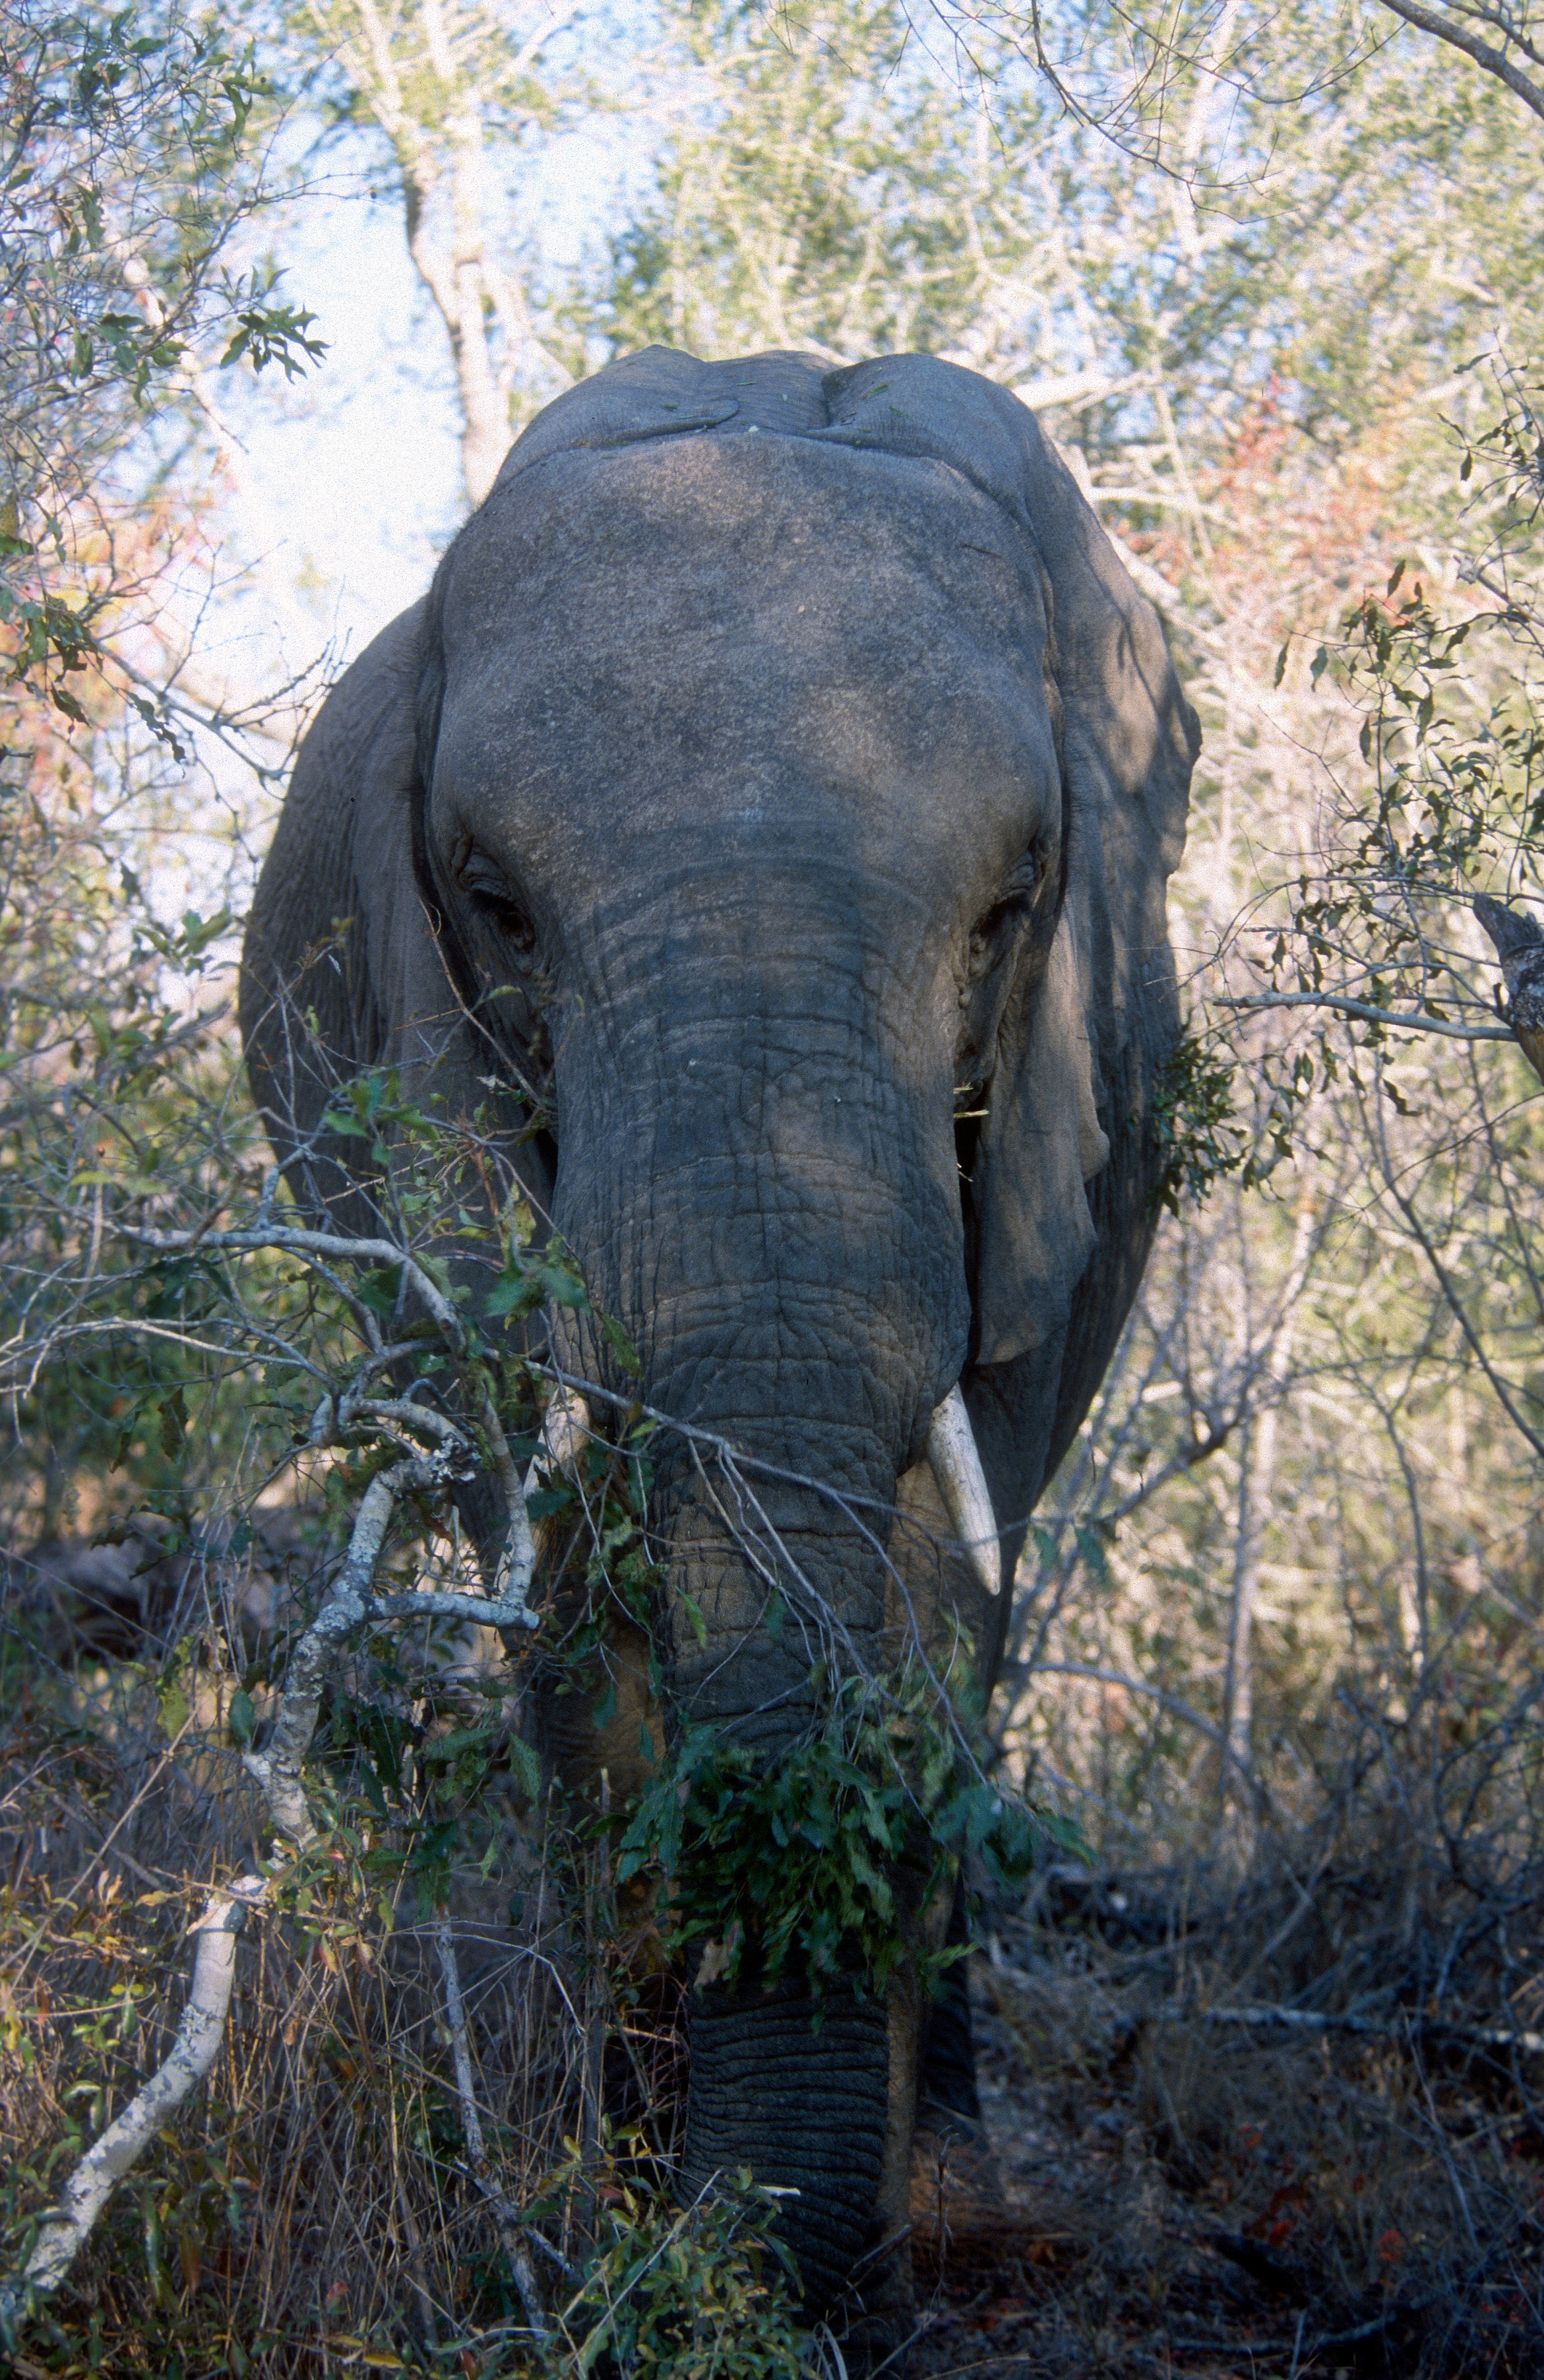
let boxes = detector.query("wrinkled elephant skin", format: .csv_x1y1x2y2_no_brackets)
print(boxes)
240,345,1198,2340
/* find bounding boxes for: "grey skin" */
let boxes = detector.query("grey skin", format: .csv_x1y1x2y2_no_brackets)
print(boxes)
241,345,1198,2340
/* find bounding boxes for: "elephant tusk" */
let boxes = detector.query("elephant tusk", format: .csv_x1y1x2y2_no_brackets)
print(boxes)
926,1385,1001,1598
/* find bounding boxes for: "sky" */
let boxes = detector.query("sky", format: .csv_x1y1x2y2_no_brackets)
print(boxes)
218,124,634,667
152,120,631,928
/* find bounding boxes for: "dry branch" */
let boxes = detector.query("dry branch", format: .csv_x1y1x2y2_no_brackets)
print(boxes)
1,1874,266,2327
3,1418,546,2334
435,1918,547,2334
1192,2002,1544,2054
1221,991,1516,1042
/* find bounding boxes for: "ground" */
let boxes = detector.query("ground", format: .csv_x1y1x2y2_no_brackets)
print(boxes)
900,1874,1544,2380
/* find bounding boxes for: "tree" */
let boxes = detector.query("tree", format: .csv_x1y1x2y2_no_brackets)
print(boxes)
0,3,324,1544
1,1,321,724
290,0,585,503
1374,0,1544,123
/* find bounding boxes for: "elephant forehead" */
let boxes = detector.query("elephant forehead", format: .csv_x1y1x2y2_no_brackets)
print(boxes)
434,433,1059,883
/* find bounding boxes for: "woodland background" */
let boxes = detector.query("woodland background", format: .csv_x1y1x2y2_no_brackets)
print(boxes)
2,0,1543,2371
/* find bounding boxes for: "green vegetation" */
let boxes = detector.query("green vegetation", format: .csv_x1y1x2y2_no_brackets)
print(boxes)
3,0,1544,2369
616,1672,1065,2007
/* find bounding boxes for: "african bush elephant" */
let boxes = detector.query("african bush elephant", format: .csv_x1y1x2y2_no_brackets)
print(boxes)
240,344,1198,2340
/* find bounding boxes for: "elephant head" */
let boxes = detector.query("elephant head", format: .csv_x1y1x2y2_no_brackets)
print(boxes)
240,345,1198,2334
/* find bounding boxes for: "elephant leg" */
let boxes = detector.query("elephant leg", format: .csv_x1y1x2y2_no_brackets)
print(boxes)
911,1877,1006,2262
682,1974,891,2315
917,1875,982,2125
680,1962,922,2362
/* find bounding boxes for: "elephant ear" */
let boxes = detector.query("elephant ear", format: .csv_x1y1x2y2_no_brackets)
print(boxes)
239,598,530,1236
819,356,1199,1369
973,907,1109,1362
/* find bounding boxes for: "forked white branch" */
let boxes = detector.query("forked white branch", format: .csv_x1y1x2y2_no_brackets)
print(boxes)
3,1390,547,2326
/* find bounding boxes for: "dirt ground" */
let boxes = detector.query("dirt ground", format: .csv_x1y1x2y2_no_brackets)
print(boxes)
898,1882,1544,2380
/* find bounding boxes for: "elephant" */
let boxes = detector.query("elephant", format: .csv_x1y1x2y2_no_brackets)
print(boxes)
239,343,1198,2344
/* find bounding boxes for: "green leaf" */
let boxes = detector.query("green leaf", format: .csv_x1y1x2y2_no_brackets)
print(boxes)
357,1264,403,1317
600,1310,643,1377
485,1268,543,1319
228,1688,255,1745
157,1679,190,1741
528,1241,589,1309
220,301,326,381
158,1386,187,1458
419,1723,496,1766
679,1592,708,1650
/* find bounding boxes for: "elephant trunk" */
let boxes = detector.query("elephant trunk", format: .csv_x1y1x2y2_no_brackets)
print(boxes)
551,966,971,2319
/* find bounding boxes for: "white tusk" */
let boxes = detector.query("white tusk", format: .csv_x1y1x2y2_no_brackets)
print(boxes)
926,1385,1001,1598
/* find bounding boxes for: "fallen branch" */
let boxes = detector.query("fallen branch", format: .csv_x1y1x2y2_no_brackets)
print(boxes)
1192,2003,1544,2055
1,1873,266,2331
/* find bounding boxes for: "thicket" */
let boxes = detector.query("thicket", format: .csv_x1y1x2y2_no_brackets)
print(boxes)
3,0,1544,2373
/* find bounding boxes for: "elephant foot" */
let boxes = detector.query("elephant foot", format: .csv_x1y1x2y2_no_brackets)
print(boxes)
909,2100,1008,2267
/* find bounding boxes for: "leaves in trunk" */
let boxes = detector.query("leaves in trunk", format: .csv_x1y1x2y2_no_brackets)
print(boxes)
614,1674,1060,2007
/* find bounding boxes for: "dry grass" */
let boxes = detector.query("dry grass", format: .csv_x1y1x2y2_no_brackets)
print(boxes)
5,1543,1544,2378
0,1544,701,2379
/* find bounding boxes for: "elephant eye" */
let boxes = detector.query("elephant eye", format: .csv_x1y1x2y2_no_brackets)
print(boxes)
454,842,538,956
967,848,1045,982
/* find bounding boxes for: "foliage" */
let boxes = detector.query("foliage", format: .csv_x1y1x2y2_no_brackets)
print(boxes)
616,1671,1061,2007
282,0,586,499
1,0,321,717
520,2139,806,2377
0,0,324,1550
1150,1026,1257,1212
588,0,1015,366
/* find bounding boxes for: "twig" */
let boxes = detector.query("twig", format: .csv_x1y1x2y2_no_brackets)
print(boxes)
435,1918,546,2334
1019,1660,1268,1807
1407,2018,1481,2252
122,1222,470,1346
1220,989,1516,1042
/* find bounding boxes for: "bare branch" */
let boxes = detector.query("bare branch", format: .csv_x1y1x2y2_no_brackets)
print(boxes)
3,1875,267,2319
1221,991,1517,1043
1375,0,1544,120
435,1919,547,2333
